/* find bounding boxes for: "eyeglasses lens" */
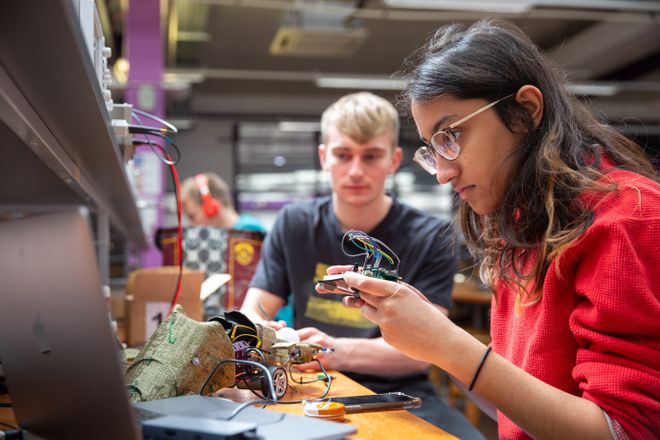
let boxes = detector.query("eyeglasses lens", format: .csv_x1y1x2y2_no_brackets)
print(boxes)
431,131,460,160
413,147,438,175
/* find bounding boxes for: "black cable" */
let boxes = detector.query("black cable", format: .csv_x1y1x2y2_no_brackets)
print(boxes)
133,135,181,166
223,399,269,420
287,364,323,385
245,347,268,365
127,124,176,135
131,111,181,165
200,356,333,405
199,359,278,402
0,422,16,429
132,138,184,315
341,230,401,272
132,113,181,165
276,360,332,405
217,399,286,428
0,403,11,407
245,385,268,401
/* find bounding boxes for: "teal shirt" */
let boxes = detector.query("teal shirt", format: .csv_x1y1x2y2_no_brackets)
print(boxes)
233,213,267,234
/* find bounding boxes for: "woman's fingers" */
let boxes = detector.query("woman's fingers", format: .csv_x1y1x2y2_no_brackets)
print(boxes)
357,301,378,324
342,296,365,308
326,264,354,275
343,272,400,299
400,281,432,304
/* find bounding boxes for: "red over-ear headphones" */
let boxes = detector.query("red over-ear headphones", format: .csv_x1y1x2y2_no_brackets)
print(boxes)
194,173,221,218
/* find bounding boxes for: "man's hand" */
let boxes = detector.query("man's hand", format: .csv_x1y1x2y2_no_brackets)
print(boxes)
294,327,339,371
264,320,288,330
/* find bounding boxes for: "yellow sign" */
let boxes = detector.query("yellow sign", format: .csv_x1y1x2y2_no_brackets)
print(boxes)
233,242,255,266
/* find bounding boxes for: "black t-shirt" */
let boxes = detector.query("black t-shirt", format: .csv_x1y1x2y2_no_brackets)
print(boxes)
249,196,457,391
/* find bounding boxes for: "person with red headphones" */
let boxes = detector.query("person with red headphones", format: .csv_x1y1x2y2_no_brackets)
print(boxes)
180,172,265,233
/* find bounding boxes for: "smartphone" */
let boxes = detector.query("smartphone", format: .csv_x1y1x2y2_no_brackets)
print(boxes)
325,392,422,413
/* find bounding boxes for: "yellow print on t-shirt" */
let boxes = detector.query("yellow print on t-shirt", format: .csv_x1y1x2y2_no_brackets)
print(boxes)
305,263,376,329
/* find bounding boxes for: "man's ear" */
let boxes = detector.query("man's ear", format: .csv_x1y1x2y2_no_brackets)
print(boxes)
389,146,403,175
318,144,328,170
515,85,544,128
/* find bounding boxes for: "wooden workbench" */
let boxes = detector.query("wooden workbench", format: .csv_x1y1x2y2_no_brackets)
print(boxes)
1,371,456,439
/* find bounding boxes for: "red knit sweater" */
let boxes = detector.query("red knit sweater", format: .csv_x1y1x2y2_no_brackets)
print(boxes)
490,168,660,439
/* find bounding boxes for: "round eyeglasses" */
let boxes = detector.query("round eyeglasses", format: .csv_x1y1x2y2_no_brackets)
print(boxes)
413,94,514,175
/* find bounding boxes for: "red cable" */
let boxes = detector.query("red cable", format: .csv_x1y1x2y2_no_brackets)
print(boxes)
135,141,184,316
166,158,183,316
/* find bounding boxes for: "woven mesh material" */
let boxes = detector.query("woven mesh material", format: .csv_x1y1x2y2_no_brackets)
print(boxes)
126,305,235,403
255,323,276,351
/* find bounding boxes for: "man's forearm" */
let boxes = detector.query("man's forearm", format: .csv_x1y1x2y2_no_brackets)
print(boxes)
333,337,430,376
240,287,285,325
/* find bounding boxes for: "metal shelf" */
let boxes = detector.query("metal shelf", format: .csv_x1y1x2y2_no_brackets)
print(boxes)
0,0,145,247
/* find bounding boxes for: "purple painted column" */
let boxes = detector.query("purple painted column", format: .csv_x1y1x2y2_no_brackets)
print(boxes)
125,0,166,267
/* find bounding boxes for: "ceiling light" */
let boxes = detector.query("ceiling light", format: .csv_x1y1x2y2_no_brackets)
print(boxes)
567,83,619,96
278,121,321,132
163,71,204,84
112,57,130,84
270,2,368,57
315,76,407,90
384,0,534,14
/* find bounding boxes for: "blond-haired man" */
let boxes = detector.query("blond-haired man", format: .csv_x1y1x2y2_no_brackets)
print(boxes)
241,93,482,439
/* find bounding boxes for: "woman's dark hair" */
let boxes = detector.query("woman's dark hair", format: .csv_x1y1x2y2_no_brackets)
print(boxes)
397,18,658,302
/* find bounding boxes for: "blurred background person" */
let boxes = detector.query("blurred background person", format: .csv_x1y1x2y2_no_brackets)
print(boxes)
181,172,266,233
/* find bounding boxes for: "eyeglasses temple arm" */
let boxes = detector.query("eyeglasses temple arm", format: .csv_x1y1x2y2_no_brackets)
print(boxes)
449,93,515,128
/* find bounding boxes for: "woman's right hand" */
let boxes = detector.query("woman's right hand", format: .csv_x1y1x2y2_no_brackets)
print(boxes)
337,269,458,365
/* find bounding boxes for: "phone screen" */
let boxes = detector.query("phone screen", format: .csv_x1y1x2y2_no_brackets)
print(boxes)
331,394,412,405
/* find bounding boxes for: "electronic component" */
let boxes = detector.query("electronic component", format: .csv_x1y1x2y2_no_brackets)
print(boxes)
317,230,401,297
318,274,359,296
111,102,134,161
74,0,113,112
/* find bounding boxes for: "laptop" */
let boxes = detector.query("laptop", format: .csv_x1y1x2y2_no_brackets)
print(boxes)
0,209,356,440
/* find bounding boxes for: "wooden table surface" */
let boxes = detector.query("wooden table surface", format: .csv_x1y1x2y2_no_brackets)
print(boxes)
218,370,457,440
0,393,15,431
1,371,456,439
452,280,493,305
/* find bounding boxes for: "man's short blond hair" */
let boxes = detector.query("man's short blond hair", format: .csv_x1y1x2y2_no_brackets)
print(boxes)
321,92,399,147
181,172,233,209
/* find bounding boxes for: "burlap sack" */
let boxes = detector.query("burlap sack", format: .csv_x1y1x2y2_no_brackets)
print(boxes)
255,322,276,351
126,305,235,403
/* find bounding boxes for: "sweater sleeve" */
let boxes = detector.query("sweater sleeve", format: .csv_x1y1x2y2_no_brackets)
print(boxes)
569,213,660,439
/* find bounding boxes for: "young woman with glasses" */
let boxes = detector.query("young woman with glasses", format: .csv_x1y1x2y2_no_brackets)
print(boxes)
319,19,659,439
